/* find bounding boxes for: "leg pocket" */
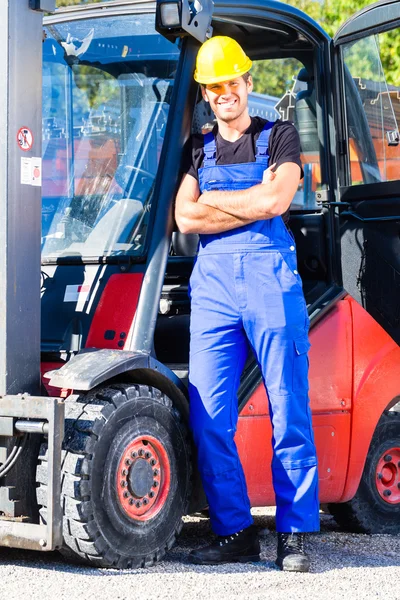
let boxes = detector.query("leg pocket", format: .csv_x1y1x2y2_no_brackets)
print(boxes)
292,336,311,393
278,251,302,290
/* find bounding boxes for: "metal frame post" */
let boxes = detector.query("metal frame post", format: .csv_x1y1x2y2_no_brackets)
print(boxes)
0,0,62,553
0,0,48,396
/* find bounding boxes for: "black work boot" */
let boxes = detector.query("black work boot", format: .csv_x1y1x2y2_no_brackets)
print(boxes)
189,525,260,565
275,533,310,572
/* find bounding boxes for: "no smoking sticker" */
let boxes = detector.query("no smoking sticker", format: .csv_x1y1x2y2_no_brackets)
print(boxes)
17,126,34,152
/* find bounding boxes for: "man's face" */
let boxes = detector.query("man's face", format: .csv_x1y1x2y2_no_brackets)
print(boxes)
201,75,253,123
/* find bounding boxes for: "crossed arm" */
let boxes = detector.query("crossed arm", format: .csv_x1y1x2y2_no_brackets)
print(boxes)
175,162,301,235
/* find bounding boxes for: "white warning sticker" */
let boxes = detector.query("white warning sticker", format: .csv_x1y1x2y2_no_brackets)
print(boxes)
20,157,42,186
21,157,32,185
17,126,34,152
64,284,90,303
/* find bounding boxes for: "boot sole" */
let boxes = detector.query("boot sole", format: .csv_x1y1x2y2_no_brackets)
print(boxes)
190,554,261,566
275,558,310,573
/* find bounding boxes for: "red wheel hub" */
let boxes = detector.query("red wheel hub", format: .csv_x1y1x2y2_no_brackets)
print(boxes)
116,435,171,521
376,447,400,504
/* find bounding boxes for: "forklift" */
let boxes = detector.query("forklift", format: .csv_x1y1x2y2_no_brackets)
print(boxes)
0,0,399,569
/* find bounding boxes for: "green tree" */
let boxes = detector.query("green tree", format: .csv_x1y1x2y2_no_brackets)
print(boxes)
251,0,400,96
285,0,400,85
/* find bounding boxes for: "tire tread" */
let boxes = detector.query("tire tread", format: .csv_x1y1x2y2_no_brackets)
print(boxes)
328,411,400,534
37,383,191,568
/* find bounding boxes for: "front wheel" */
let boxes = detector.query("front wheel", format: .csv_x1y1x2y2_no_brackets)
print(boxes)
328,411,400,534
37,383,192,568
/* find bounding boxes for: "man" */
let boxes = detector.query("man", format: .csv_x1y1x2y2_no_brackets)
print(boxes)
175,36,319,573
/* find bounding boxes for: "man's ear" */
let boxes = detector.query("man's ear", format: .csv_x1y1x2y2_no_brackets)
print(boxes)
201,85,209,103
247,75,254,94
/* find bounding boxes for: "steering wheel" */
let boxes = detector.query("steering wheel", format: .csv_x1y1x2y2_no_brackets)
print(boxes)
114,165,155,201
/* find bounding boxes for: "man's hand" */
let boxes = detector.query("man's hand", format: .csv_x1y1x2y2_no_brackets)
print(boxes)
263,163,277,183
175,173,254,235
198,162,301,221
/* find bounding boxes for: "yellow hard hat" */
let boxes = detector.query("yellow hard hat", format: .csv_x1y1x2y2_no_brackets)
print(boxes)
194,36,252,85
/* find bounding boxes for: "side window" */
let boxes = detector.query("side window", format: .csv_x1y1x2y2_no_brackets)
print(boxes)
342,31,400,186
251,58,321,209
42,15,180,260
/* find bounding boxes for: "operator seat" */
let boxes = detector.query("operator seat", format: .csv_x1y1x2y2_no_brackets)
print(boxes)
293,67,318,154
192,97,215,134
171,231,199,257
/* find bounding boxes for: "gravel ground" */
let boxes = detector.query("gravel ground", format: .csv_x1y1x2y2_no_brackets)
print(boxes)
0,509,399,600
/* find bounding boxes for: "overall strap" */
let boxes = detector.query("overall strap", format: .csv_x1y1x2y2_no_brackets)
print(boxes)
203,132,217,167
255,121,274,164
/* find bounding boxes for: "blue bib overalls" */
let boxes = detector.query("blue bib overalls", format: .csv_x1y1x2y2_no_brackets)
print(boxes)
188,123,319,535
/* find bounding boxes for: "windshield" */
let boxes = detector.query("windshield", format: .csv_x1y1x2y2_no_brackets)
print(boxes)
42,13,180,260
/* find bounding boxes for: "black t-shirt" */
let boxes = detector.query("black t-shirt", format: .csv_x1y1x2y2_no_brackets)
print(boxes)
182,116,303,225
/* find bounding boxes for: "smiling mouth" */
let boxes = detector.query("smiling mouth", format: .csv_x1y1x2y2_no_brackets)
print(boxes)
218,99,237,109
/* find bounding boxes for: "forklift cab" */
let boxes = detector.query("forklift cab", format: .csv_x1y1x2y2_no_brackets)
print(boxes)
41,0,400,365
34,0,400,568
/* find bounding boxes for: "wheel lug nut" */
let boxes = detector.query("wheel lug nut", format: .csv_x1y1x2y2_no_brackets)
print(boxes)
153,469,159,476
123,491,129,498
131,451,137,458
120,480,128,487
383,489,392,497
150,459,156,466
377,472,383,480
121,469,128,476
153,481,159,488
138,449,144,457
384,454,392,462
125,458,132,466
149,491,155,498
128,498,134,505
145,451,151,459
143,498,149,506
136,501,142,508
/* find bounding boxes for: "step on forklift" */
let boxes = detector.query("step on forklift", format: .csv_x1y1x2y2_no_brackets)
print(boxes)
0,0,399,568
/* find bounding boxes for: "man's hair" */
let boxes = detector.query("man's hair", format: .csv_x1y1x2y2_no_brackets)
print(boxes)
200,72,251,89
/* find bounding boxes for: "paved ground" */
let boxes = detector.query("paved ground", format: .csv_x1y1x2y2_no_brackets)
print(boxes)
0,510,399,600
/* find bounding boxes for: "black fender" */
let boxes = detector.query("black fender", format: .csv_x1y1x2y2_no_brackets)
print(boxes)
46,348,187,407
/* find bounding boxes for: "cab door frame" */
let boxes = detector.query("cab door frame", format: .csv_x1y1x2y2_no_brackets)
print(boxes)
331,0,400,346
331,0,400,502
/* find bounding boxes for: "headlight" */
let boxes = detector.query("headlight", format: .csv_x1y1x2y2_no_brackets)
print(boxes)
156,0,214,44
160,2,181,28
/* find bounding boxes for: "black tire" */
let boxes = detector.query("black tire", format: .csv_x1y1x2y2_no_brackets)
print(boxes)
37,383,192,568
328,411,400,534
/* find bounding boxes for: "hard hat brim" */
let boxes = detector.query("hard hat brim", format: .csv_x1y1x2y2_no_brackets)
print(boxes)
194,58,253,85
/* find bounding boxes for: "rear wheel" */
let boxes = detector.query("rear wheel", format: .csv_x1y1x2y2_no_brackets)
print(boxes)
328,411,400,534
37,383,192,568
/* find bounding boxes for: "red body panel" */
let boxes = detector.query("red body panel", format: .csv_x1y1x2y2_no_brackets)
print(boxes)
340,297,400,501
238,296,400,507
41,361,65,397
85,273,143,350
237,298,353,505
